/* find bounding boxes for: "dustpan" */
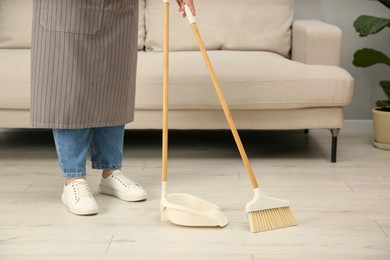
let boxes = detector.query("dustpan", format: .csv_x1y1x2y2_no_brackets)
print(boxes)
161,186,229,227
160,0,228,228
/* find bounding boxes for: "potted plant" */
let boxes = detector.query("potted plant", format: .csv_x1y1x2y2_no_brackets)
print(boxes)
353,0,390,149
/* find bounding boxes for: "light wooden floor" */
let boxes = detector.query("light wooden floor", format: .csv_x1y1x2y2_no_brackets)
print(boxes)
0,129,389,259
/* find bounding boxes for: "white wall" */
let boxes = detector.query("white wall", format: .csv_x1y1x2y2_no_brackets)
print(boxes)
295,0,390,119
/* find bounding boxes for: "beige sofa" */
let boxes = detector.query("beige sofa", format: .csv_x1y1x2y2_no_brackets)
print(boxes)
0,0,354,162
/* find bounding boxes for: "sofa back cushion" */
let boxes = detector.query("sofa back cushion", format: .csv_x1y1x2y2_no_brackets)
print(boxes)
0,0,33,48
145,0,294,57
138,0,146,50
0,0,146,50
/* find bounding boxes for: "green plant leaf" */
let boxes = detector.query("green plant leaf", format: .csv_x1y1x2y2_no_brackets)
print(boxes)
353,48,390,67
380,80,390,100
354,15,390,37
378,0,390,9
376,100,390,109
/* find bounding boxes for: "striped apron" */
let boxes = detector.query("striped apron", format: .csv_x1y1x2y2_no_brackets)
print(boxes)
31,0,139,129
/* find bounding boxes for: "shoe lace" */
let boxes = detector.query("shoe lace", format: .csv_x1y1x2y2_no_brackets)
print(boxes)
113,173,139,188
72,180,93,200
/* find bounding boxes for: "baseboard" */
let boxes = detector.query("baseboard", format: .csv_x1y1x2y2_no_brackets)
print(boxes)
343,120,373,133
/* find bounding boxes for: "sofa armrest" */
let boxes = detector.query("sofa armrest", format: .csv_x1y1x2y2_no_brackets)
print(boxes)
292,20,342,66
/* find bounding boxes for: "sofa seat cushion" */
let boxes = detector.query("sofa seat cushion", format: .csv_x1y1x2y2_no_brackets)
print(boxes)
136,51,354,110
0,50,354,111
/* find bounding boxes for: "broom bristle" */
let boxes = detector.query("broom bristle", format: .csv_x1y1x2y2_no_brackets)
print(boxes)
247,206,297,233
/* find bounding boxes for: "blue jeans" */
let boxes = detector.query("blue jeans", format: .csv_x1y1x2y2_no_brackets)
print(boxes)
52,125,125,178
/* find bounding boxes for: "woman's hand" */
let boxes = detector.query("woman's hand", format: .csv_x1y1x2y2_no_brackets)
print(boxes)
176,0,195,18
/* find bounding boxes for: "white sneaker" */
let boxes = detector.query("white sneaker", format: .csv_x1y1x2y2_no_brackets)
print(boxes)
61,179,99,215
99,170,147,202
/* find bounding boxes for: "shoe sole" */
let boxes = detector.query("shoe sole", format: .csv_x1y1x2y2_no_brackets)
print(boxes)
99,185,147,202
61,194,99,216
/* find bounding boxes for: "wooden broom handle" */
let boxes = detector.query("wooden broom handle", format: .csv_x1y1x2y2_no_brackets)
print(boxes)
191,23,259,189
162,2,169,182
189,23,260,189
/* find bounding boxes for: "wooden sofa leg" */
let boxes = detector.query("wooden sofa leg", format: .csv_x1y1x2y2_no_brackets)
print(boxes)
330,128,340,163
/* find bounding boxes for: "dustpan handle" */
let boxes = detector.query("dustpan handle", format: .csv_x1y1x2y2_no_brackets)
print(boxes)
162,0,170,182
183,3,260,189
162,0,195,183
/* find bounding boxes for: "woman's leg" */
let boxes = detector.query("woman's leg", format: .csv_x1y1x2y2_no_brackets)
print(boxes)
53,128,92,182
90,125,147,202
90,125,125,175
52,128,99,215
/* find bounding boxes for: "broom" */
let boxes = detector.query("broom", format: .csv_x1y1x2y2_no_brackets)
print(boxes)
182,1,297,232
